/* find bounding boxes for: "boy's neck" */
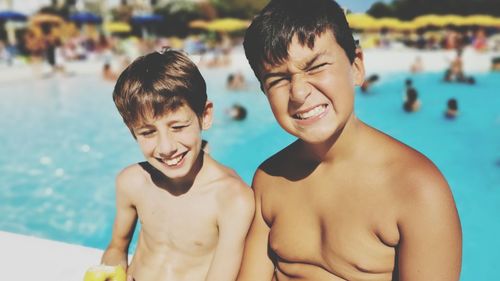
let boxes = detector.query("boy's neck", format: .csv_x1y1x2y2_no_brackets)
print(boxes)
301,113,363,164
149,151,206,196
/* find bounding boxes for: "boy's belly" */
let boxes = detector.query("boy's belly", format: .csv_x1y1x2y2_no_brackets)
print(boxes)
267,210,396,281
129,247,212,281
128,233,214,281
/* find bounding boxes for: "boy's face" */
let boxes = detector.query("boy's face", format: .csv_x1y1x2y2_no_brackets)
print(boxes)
132,102,213,181
260,31,364,144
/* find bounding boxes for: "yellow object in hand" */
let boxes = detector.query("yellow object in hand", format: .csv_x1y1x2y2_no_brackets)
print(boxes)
83,264,126,281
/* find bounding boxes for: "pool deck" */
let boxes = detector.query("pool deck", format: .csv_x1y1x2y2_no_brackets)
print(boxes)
0,231,103,281
1,47,498,85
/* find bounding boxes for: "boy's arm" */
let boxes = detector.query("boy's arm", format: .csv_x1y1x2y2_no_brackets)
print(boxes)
204,180,254,281
101,169,139,270
236,171,276,281
397,168,462,281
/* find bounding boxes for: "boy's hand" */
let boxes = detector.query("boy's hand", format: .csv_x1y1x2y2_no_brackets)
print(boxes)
83,264,127,281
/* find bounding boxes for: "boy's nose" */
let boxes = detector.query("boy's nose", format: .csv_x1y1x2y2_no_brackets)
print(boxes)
290,75,311,104
156,132,177,156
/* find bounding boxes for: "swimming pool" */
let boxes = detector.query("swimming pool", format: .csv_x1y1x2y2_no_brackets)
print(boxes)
0,65,498,280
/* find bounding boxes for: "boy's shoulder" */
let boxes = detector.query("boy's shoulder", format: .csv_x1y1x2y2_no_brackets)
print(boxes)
381,133,445,185
117,162,147,177
203,156,254,212
374,133,459,231
115,162,151,191
202,155,250,189
372,131,452,208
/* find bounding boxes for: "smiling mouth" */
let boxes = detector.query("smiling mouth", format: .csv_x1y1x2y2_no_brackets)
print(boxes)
157,152,187,167
293,104,328,120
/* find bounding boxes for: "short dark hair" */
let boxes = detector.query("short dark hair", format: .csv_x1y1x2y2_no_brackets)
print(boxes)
447,98,458,110
243,0,356,80
112,49,207,132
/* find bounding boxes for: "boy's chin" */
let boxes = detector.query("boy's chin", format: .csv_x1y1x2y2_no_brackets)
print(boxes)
286,127,340,144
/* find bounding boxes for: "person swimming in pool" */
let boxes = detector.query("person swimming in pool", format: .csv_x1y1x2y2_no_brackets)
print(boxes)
403,79,421,112
360,74,379,93
227,104,247,121
227,71,247,91
445,98,459,119
96,49,254,281
237,0,462,280
444,49,475,84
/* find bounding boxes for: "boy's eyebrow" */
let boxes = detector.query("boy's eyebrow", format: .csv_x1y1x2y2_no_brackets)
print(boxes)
132,124,152,131
262,51,328,81
262,71,288,82
299,51,327,70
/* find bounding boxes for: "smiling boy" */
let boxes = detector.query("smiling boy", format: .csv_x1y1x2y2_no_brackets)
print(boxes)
100,49,254,281
237,0,462,280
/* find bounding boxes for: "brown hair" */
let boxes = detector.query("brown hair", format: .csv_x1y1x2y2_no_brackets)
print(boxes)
244,0,356,80
112,49,207,133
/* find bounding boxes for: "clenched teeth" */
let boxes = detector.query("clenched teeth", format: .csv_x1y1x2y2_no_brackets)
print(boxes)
294,105,326,120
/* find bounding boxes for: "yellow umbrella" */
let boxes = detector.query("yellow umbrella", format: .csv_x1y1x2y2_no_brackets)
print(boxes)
189,19,209,29
373,17,404,30
463,15,499,26
396,21,419,31
440,15,466,26
205,18,250,32
412,14,446,28
346,13,377,30
30,13,65,25
103,21,131,33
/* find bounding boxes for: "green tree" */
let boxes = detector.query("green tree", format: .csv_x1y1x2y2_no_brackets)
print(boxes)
154,0,205,37
368,2,395,18
210,0,268,19
367,0,500,19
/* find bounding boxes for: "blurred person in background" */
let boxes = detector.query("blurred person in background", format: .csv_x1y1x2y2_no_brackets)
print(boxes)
445,98,459,119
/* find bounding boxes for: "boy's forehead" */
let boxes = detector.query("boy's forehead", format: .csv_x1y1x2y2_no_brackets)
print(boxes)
133,103,196,127
260,31,338,74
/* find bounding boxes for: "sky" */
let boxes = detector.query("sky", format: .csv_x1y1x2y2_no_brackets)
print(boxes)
1,0,51,14
335,0,389,13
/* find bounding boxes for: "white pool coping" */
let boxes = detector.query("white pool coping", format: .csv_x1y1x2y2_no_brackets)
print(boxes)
0,231,105,281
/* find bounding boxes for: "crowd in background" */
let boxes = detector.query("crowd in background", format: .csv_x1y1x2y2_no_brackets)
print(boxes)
1,8,499,123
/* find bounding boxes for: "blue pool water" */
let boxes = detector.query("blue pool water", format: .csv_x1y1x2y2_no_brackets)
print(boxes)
0,66,499,280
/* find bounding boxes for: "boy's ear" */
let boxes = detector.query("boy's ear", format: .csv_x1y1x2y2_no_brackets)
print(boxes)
352,48,365,86
201,101,213,130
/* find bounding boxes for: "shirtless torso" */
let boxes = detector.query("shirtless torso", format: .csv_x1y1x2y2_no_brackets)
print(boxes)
104,154,253,281
240,122,462,281
127,164,219,281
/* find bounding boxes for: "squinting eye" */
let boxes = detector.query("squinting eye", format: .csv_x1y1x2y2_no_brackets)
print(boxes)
268,78,287,89
139,130,155,137
172,125,188,131
308,63,328,73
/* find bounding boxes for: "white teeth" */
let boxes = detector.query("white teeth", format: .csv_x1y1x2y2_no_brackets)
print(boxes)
295,105,326,119
163,154,184,166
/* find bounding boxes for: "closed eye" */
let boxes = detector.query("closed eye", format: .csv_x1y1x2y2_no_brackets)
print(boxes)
267,77,289,89
138,130,155,137
172,124,190,131
308,63,329,73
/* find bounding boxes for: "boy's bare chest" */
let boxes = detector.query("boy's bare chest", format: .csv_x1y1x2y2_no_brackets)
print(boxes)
262,179,398,277
136,190,219,254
